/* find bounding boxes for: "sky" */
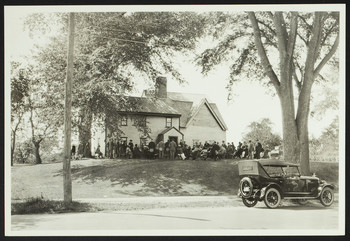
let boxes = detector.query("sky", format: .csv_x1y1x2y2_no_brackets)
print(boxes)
5,6,342,144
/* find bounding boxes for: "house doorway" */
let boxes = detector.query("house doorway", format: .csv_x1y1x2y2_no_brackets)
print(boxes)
169,136,178,145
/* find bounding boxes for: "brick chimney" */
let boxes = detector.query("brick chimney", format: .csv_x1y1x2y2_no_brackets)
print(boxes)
155,76,167,98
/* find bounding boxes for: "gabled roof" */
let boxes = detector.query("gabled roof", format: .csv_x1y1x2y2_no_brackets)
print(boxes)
167,92,228,131
159,126,184,136
122,91,227,130
117,96,181,117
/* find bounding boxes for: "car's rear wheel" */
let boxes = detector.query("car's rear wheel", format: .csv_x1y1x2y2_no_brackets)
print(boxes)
239,177,253,198
242,197,258,207
264,187,281,209
319,187,334,207
297,199,308,205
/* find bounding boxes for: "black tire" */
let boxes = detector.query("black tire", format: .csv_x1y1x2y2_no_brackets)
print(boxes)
239,177,253,198
319,187,334,207
264,187,281,208
242,197,258,207
297,199,308,205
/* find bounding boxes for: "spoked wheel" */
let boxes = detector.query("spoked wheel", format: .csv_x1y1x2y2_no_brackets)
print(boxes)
320,187,334,207
239,177,253,198
264,187,281,209
297,199,308,205
242,197,258,207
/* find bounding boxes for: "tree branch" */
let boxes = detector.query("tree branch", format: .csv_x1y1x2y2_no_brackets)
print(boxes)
248,12,280,95
272,12,288,60
297,32,308,46
298,14,312,31
286,12,298,66
257,19,276,36
320,20,338,47
259,29,278,48
314,33,339,77
267,12,274,19
292,63,302,92
304,12,324,80
314,13,327,61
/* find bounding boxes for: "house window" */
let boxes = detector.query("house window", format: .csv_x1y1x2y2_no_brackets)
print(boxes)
121,115,127,126
166,117,172,127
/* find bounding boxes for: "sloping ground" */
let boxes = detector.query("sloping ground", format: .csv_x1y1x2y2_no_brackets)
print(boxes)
11,158,339,201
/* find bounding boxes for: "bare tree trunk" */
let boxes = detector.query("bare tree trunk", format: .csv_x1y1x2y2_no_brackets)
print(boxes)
11,114,23,166
279,70,300,163
296,77,313,175
298,118,310,175
78,106,92,158
33,141,42,164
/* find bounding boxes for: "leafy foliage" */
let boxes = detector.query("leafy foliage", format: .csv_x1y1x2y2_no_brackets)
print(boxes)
14,139,34,164
11,62,32,164
309,116,339,162
242,118,282,150
195,11,339,174
196,11,339,96
23,12,207,145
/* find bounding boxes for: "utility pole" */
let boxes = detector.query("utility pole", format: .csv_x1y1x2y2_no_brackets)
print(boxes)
63,12,75,203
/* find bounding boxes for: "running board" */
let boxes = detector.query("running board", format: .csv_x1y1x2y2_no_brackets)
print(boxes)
284,197,317,200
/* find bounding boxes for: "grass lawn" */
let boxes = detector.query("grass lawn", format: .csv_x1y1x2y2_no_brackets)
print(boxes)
11,158,339,201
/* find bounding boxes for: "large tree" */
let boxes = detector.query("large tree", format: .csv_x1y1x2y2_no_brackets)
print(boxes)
196,11,339,174
26,63,64,164
24,12,206,157
10,62,30,165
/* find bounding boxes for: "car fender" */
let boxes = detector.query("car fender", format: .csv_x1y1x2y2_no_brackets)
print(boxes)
259,183,283,200
317,183,335,198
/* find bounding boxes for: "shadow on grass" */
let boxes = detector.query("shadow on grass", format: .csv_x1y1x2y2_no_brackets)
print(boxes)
53,159,239,196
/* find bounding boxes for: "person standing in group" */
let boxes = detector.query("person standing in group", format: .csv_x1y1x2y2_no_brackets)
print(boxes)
128,140,134,157
248,140,254,159
148,139,156,159
210,141,220,161
169,139,177,160
157,140,165,159
115,141,119,158
255,139,262,159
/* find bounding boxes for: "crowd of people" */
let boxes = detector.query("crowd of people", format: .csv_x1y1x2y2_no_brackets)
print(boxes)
94,138,270,161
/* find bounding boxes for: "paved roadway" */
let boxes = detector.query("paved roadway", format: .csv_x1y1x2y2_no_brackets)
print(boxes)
10,201,339,235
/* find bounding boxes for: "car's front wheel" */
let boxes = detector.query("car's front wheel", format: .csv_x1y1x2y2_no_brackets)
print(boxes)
242,197,258,207
264,187,281,209
319,187,334,207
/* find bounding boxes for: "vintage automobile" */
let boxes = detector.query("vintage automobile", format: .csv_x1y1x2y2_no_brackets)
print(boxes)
237,159,335,208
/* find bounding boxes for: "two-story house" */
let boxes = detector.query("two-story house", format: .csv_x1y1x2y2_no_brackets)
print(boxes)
91,77,227,155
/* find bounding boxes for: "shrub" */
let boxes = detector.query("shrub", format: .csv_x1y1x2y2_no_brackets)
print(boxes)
11,197,93,215
14,139,34,164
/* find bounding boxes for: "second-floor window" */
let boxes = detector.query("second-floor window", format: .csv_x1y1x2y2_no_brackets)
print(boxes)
166,117,172,127
121,115,127,126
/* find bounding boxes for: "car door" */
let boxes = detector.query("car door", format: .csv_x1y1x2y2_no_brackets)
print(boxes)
282,166,307,196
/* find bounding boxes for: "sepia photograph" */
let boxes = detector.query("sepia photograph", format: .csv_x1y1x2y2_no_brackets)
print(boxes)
4,4,345,236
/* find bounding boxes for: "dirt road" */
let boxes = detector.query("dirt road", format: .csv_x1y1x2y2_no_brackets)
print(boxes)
9,197,340,236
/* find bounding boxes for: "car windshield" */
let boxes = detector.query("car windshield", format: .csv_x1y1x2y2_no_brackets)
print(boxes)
264,165,300,177
282,166,300,176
